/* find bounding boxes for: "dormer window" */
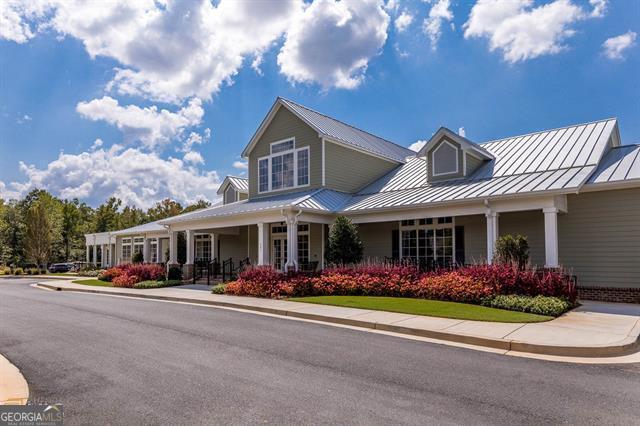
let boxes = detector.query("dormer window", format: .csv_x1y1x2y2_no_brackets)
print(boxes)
258,138,310,193
432,140,459,176
224,186,237,204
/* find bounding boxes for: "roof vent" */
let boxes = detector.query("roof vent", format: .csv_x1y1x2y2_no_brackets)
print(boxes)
458,127,466,137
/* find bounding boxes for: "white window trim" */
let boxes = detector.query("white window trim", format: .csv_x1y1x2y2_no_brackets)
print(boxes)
398,217,456,264
270,222,310,269
431,140,459,177
258,138,311,194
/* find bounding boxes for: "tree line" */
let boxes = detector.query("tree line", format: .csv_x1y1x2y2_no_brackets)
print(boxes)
0,189,211,268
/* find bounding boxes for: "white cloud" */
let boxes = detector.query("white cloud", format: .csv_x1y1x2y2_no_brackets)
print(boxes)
278,0,389,90
602,31,637,60
589,0,608,18
408,140,427,152
183,151,204,165
423,0,454,49
76,97,204,150
395,10,414,33
8,144,220,208
181,128,211,153
233,160,248,170
463,0,595,63
0,0,52,43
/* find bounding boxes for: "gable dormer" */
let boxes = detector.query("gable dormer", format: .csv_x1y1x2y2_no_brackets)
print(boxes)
217,176,248,204
418,127,494,182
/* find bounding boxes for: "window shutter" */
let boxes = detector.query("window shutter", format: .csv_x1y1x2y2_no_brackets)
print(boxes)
455,226,465,265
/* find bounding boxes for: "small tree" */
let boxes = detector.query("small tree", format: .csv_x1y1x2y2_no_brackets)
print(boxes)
326,215,363,265
25,202,51,270
132,251,144,264
495,234,529,269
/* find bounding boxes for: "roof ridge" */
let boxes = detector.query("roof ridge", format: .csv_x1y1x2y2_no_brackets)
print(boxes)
227,175,248,180
479,117,618,146
279,97,414,155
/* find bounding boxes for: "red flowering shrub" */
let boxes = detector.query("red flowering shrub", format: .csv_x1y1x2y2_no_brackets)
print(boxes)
224,263,576,303
99,263,166,288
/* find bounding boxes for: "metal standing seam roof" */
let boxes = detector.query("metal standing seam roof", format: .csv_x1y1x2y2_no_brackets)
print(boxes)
109,220,167,235
279,98,415,163
586,144,640,184
217,175,248,195
345,119,619,211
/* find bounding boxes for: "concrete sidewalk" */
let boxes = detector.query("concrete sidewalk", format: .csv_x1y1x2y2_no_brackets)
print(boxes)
0,355,29,405
37,280,640,358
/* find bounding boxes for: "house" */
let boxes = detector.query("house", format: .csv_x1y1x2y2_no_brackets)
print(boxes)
85,97,640,302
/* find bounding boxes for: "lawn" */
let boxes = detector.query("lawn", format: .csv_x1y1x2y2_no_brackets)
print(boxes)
72,279,113,287
287,296,552,323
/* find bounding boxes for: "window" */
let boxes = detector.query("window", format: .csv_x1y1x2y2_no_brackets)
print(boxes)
224,186,237,204
399,218,456,267
432,141,459,176
297,149,309,186
133,237,144,256
150,239,158,263
258,139,310,193
195,235,211,261
122,238,132,262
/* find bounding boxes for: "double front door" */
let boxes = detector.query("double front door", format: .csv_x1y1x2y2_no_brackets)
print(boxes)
271,237,288,271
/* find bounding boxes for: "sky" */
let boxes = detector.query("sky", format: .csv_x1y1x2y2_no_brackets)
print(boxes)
0,0,638,209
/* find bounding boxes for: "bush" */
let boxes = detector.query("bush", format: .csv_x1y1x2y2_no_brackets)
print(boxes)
482,295,572,317
79,269,101,277
224,263,577,304
13,267,24,275
211,283,226,294
495,234,529,268
28,267,40,275
167,266,182,281
132,251,144,264
326,215,364,266
101,263,166,288
133,280,182,289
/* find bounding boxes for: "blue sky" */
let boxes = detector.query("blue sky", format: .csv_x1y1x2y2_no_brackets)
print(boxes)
0,0,638,208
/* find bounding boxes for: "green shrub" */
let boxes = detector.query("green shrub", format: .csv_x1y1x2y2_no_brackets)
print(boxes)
326,215,364,266
28,267,40,275
13,267,23,275
133,280,182,289
482,295,572,317
211,283,226,294
132,251,144,264
167,266,182,281
495,234,529,268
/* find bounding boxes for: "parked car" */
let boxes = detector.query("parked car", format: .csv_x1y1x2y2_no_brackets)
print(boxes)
48,263,74,273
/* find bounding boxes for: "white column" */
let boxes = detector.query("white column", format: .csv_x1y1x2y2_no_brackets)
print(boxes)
485,211,499,264
156,240,161,264
168,231,178,265
100,244,107,267
86,244,90,263
210,234,216,261
92,245,97,266
185,230,194,265
143,238,151,263
257,223,270,265
285,213,299,271
543,207,559,268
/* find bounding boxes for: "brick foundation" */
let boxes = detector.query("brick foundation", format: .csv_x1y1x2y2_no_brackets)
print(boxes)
577,286,640,304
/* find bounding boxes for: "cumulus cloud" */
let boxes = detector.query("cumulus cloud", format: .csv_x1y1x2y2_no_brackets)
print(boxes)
408,140,428,152
463,0,601,63
76,97,204,149
0,0,52,43
423,0,454,49
233,160,248,170
602,31,637,60
395,10,414,33
589,0,608,18
7,144,220,208
278,0,389,90
183,151,204,165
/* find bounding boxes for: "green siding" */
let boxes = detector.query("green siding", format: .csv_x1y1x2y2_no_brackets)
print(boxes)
465,153,484,176
360,221,397,260
324,141,399,193
248,107,322,198
559,188,640,288
218,226,249,261
498,210,546,266
456,214,486,263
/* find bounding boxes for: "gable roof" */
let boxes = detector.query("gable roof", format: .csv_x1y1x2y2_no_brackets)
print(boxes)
110,220,166,236
242,97,415,163
417,127,494,160
216,175,248,196
586,144,640,185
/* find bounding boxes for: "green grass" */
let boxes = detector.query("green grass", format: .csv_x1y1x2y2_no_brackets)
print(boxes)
288,296,553,323
72,279,113,287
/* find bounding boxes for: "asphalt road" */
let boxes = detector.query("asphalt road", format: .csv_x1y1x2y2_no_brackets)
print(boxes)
1,278,639,425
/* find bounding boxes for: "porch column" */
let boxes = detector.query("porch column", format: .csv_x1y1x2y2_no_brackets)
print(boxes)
86,244,90,263
543,207,559,268
257,223,269,265
143,238,151,263
185,230,194,265
100,244,107,268
110,243,116,267
485,211,499,264
92,244,97,266
168,231,178,265
285,213,299,271
156,240,161,264
210,234,216,261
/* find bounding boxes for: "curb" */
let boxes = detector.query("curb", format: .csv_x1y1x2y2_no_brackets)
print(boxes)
36,282,640,358
0,355,29,405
